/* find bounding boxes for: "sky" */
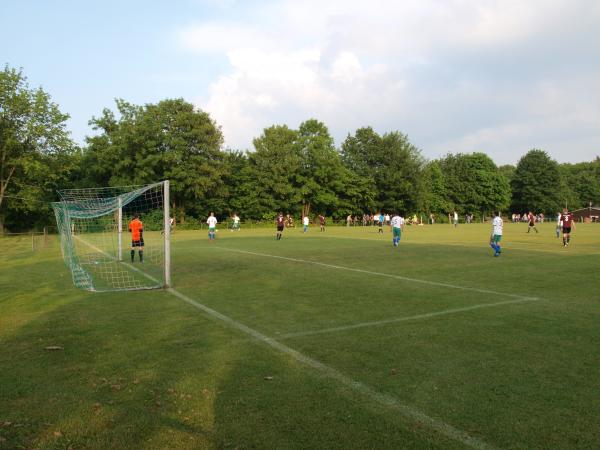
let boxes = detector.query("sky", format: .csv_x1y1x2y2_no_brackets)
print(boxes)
2,0,600,165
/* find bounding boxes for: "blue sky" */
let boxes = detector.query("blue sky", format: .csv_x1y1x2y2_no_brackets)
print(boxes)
2,0,600,164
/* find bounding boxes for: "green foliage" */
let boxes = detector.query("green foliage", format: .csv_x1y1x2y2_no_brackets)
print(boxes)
341,127,424,213
3,67,599,230
0,65,78,231
439,152,510,215
558,159,600,210
249,124,302,216
511,149,562,213
419,160,450,214
247,120,350,217
83,98,225,223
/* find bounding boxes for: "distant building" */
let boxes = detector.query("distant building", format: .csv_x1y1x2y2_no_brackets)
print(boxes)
571,206,600,223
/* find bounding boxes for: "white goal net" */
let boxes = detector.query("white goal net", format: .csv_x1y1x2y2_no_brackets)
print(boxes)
52,181,171,291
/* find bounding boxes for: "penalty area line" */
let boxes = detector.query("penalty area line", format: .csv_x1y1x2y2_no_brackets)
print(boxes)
278,297,543,339
214,247,538,302
167,287,496,450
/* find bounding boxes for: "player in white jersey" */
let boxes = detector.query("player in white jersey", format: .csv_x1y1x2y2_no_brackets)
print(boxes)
490,211,503,257
231,213,240,231
390,214,405,247
207,212,218,241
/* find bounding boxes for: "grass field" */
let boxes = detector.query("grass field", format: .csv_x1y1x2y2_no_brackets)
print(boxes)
1,222,600,449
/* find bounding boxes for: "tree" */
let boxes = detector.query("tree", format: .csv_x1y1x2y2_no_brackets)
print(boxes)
219,150,261,219
511,149,562,213
0,65,76,232
249,124,302,217
498,164,516,185
341,127,424,213
83,98,225,222
439,152,510,216
558,161,600,210
295,119,347,217
419,160,450,214
248,120,348,219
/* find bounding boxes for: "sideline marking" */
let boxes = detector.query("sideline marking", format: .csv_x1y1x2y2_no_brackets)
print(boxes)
168,287,495,450
278,297,542,339
215,247,538,301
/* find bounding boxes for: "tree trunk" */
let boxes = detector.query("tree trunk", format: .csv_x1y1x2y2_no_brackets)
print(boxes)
302,202,311,219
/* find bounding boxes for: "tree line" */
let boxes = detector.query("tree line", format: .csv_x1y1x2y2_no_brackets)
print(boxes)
2,65,599,232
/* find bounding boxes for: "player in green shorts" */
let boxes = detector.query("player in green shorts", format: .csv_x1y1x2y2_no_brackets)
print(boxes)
390,213,404,247
490,211,503,257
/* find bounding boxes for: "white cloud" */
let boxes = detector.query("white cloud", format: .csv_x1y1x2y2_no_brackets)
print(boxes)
178,0,600,162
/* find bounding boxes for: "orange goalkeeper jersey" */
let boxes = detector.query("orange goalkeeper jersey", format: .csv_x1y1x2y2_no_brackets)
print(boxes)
129,218,143,240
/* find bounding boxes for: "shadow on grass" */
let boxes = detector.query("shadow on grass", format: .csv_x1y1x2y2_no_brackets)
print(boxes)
0,254,463,449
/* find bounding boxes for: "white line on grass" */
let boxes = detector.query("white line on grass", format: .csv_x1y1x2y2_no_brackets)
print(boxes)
278,297,542,339
72,237,495,448
73,238,495,448
73,235,162,290
167,287,496,450
215,247,538,302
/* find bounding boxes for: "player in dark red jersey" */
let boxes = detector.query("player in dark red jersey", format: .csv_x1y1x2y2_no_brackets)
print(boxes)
276,212,285,240
560,208,575,247
318,214,326,232
526,211,538,233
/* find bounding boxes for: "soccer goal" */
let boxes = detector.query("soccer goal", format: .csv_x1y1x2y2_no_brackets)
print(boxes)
52,181,171,292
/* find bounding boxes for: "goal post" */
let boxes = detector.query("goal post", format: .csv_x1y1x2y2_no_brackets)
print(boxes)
52,181,171,292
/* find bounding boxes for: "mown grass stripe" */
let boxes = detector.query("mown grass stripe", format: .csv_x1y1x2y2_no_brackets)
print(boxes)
278,297,543,339
215,247,538,301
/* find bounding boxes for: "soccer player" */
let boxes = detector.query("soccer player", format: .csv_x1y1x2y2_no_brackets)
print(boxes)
390,213,404,247
207,212,217,241
560,208,575,247
453,211,458,227
378,212,385,234
303,215,309,233
526,211,538,233
490,211,503,257
276,212,285,240
318,214,326,232
556,212,562,238
232,213,240,232
160,216,174,235
128,214,144,262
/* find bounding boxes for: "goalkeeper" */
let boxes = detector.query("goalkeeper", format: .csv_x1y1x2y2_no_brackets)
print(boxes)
129,215,144,262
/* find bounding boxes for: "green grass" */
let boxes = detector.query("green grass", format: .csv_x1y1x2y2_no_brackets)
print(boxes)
1,223,599,449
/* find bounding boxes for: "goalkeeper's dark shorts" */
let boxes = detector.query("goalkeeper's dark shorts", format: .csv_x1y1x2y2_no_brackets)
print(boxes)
132,238,144,247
